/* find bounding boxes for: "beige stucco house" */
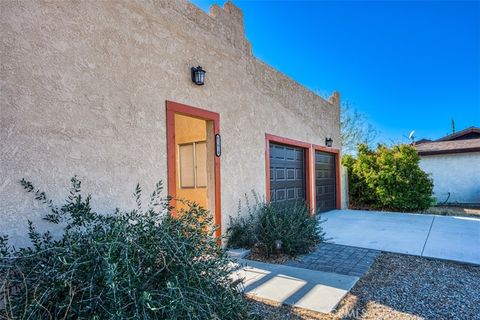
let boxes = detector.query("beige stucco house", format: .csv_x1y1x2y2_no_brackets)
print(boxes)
1,0,342,247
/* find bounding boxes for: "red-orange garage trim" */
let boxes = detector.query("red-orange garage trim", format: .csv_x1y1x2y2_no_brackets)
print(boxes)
265,134,313,209
312,144,341,211
265,134,341,213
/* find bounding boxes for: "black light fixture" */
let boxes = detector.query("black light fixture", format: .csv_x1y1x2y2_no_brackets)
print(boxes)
191,66,206,85
325,137,333,147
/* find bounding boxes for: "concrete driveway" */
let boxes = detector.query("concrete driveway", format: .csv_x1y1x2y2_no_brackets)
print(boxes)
320,210,480,265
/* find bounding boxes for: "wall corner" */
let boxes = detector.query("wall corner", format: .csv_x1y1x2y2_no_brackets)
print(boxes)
209,1,251,55
328,91,341,107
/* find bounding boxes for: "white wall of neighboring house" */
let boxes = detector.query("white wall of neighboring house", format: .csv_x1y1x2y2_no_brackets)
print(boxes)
419,152,480,204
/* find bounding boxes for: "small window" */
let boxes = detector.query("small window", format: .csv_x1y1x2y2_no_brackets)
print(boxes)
195,142,207,187
178,141,207,188
179,144,195,188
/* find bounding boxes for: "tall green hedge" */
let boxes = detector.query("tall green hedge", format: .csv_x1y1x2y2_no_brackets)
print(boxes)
343,144,434,211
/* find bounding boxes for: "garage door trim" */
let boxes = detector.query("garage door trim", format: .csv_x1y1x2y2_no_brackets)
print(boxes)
265,134,312,209
313,144,341,211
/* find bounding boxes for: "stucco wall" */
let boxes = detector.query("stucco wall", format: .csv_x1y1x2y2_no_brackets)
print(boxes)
1,0,341,247
340,165,349,209
419,152,480,204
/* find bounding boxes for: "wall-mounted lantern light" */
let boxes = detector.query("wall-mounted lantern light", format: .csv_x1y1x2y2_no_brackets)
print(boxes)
191,66,206,85
325,137,333,148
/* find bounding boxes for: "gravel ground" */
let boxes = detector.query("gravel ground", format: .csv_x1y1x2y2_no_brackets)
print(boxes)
248,252,480,320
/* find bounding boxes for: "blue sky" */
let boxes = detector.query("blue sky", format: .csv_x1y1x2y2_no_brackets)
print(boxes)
192,0,479,143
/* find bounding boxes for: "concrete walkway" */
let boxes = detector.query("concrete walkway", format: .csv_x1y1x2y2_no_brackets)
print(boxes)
320,210,480,265
233,259,358,313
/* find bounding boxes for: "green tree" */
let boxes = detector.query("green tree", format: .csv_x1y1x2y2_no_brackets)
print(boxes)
343,144,434,211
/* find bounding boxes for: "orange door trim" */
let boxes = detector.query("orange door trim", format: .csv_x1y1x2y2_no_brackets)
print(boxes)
166,100,221,237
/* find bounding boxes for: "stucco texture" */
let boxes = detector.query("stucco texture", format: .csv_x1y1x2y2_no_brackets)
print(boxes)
420,152,480,204
1,0,341,247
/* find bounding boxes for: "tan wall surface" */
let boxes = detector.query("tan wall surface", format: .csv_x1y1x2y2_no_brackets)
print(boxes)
1,0,341,246
340,165,349,209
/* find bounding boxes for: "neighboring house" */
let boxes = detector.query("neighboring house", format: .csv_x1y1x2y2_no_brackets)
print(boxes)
416,127,480,204
1,1,343,247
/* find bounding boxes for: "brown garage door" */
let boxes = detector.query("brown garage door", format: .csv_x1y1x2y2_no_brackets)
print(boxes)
315,151,336,212
269,143,306,206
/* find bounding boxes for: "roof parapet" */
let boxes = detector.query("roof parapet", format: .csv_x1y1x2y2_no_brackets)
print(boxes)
328,91,341,106
209,1,251,55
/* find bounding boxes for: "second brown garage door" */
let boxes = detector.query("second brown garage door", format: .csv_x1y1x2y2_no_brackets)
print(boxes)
315,151,336,212
269,143,306,206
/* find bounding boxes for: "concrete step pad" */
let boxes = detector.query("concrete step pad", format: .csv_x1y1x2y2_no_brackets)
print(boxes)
233,259,359,314
227,248,251,259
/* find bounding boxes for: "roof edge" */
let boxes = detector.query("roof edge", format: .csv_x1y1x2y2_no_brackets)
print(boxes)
418,147,480,156
436,126,480,141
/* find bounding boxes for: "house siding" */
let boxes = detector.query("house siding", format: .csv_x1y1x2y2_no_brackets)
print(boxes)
0,0,341,247
419,152,480,204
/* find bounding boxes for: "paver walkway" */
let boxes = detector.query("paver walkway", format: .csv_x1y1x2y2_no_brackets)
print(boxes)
286,243,379,277
321,209,480,265
233,259,358,313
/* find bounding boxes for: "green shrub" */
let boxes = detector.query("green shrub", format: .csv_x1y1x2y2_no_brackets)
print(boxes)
226,196,261,249
226,214,257,250
343,144,434,211
226,194,325,257
0,177,253,320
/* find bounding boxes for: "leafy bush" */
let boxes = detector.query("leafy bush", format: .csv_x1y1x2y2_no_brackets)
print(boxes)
226,196,261,250
227,194,324,257
343,144,434,211
226,215,256,250
0,177,253,320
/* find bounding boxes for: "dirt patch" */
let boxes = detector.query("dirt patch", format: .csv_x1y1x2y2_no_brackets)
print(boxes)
247,247,293,264
347,204,480,219
423,205,480,218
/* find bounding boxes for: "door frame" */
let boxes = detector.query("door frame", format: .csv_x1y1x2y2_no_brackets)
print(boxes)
166,100,221,237
265,133,312,209
312,144,341,210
